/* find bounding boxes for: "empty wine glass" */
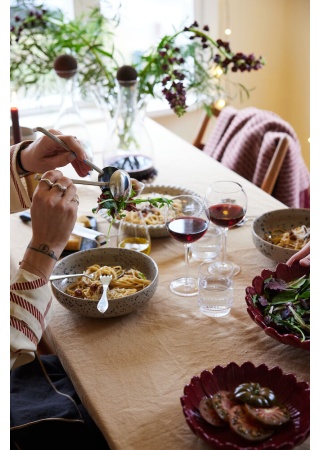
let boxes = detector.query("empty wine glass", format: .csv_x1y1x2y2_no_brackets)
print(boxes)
165,194,209,296
117,210,151,255
205,181,247,275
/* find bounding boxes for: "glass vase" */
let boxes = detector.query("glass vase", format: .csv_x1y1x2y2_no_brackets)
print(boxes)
103,71,157,183
53,68,94,166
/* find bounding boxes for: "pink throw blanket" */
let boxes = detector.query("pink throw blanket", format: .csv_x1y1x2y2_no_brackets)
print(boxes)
203,106,310,208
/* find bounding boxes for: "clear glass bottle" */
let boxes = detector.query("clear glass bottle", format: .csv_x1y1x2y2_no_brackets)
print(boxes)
103,65,157,183
53,58,94,168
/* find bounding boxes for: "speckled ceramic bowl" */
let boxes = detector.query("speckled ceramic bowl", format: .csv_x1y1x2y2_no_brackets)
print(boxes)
51,247,158,318
252,208,310,263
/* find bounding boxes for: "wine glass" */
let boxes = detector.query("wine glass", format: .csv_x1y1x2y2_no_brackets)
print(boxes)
165,194,209,296
117,210,151,255
205,181,247,275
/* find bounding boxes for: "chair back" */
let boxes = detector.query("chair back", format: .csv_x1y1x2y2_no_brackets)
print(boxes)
195,106,309,208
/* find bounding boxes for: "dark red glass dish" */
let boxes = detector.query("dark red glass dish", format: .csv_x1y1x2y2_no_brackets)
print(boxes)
245,261,310,351
180,361,310,450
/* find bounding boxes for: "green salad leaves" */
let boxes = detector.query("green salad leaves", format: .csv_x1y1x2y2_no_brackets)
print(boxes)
252,275,310,341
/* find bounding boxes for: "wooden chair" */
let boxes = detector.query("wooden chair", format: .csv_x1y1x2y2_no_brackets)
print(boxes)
259,136,289,194
193,106,290,196
193,105,221,151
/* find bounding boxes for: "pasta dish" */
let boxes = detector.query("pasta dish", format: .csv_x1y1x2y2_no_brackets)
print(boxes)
123,194,183,225
66,264,151,300
264,225,310,250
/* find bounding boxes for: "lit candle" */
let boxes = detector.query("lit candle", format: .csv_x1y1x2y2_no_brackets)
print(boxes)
11,106,21,144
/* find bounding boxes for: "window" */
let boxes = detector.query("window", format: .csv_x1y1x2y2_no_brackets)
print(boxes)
10,0,217,116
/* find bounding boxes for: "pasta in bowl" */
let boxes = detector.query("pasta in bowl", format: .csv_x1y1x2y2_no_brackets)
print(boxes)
51,247,158,318
251,208,310,263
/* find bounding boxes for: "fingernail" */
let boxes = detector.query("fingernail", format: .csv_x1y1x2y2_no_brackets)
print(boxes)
67,153,76,162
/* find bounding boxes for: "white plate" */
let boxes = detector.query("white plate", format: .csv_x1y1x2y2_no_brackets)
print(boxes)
99,184,199,238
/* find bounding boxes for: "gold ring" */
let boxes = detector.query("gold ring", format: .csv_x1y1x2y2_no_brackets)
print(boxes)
39,178,54,188
71,194,79,204
52,182,67,193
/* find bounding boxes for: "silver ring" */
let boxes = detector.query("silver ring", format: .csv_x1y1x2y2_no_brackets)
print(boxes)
39,178,54,188
52,182,67,193
71,194,79,204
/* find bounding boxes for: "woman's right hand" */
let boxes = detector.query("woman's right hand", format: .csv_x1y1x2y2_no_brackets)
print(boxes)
19,130,91,177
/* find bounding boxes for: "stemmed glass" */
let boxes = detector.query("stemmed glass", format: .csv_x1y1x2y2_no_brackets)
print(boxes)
165,194,209,296
205,181,247,275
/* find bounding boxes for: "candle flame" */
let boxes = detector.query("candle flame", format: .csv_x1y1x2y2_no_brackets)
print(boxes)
11,91,18,107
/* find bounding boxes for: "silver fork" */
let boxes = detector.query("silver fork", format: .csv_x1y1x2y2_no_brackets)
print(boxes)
49,273,95,281
97,275,113,313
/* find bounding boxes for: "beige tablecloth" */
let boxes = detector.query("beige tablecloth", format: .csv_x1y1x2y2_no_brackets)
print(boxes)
10,118,310,450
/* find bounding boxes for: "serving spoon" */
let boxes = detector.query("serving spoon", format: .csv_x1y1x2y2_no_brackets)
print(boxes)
34,127,132,201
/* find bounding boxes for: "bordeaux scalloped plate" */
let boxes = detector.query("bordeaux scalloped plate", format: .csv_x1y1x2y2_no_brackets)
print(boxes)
180,361,310,450
245,261,310,351
99,184,199,238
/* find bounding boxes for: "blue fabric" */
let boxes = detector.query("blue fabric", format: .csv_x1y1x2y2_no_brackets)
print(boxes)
11,354,110,450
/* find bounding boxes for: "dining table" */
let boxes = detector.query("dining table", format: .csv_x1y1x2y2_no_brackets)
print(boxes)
10,115,310,449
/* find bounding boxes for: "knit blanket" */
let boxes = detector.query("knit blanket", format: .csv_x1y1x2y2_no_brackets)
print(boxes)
203,106,310,208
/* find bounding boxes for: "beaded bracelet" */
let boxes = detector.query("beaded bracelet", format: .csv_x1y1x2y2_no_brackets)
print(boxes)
19,259,48,282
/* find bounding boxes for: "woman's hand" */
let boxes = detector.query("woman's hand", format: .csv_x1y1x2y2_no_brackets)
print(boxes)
29,170,79,260
286,241,310,267
19,129,91,177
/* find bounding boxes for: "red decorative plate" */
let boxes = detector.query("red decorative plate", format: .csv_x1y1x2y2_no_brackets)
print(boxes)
245,261,310,351
180,361,310,450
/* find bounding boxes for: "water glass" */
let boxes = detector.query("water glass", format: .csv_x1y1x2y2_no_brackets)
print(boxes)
117,210,151,255
198,261,234,317
191,224,222,261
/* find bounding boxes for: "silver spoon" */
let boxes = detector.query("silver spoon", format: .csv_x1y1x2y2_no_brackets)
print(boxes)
109,168,132,201
97,275,112,313
72,168,132,201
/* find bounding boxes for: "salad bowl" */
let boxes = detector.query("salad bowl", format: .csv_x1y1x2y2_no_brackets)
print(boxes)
245,261,310,350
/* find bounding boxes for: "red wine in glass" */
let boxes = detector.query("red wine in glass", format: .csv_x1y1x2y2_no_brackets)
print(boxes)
207,204,245,228
165,194,209,296
205,181,248,276
166,217,208,243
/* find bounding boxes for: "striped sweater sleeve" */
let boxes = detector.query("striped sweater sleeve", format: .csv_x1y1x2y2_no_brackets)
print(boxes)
10,142,35,213
10,269,54,370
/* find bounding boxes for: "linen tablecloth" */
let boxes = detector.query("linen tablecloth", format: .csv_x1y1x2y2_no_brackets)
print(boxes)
10,118,310,450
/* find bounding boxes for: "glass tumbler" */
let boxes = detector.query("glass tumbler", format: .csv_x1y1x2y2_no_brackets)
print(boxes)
198,261,234,317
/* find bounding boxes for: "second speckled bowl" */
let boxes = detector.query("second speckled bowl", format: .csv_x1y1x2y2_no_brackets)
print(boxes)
251,208,310,262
